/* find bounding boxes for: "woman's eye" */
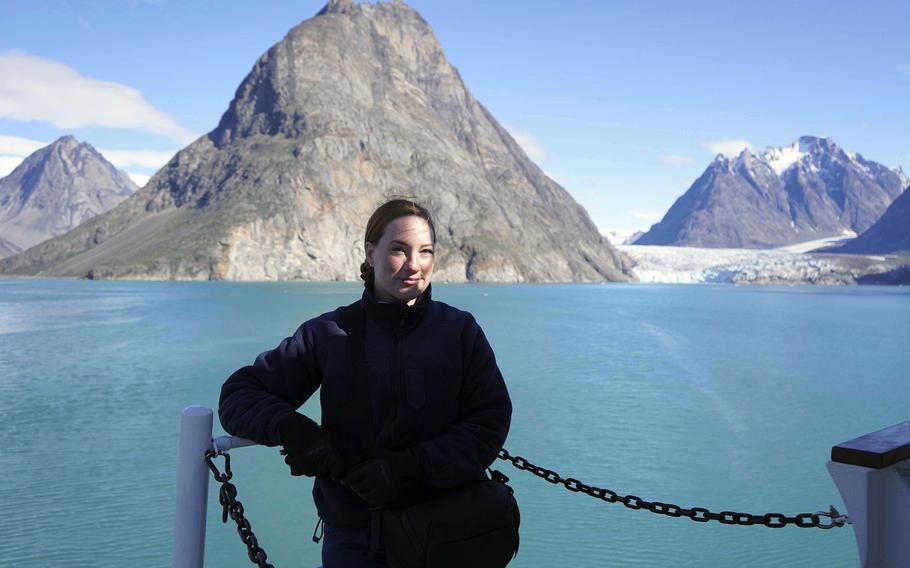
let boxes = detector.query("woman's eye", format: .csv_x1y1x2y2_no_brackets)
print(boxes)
421,249,434,255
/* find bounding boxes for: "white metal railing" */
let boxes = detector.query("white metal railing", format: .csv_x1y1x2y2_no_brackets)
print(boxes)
827,419,910,568
173,405,258,568
173,404,910,568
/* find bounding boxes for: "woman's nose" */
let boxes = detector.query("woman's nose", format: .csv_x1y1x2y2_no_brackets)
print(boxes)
405,253,420,271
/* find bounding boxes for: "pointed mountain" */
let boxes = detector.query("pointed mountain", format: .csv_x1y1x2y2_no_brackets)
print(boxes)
0,136,137,258
830,185,910,254
0,1,630,281
637,136,905,248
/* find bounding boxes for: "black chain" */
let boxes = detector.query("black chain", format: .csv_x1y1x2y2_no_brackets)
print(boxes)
204,450,275,568
497,449,850,529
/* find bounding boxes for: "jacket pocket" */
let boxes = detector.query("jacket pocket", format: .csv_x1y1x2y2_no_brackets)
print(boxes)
405,365,426,409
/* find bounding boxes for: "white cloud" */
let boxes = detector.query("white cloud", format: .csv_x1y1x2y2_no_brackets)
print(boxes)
631,209,663,221
661,154,694,165
703,139,753,157
0,133,175,177
506,126,549,164
898,63,910,76
0,134,47,156
98,148,176,169
0,51,198,144
0,155,25,177
127,172,151,187
0,134,47,177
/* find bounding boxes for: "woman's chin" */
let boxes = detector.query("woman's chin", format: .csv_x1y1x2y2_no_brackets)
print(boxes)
395,284,426,301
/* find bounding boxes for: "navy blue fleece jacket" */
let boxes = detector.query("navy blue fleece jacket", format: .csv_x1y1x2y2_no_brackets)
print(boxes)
218,282,512,528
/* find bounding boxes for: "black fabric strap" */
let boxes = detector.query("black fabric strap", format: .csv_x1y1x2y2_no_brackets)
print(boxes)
340,301,376,455
340,301,383,559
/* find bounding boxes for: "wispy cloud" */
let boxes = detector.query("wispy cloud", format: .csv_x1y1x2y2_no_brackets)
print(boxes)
0,134,175,180
0,134,47,157
77,17,94,33
898,63,910,76
506,126,549,164
0,155,25,177
703,139,753,157
0,51,198,144
0,134,46,177
98,148,176,169
631,209,662,221
661,154,694,165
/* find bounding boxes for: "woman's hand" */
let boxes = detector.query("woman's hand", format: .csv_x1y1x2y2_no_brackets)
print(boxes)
341,448,422,509
279,412,345,479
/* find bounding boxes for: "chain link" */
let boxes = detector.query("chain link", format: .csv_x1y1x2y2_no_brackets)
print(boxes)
203,446,849,567
497,449,850,530
204,450,275,567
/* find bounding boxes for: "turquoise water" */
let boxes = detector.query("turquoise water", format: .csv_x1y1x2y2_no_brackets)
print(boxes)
1,279,908,567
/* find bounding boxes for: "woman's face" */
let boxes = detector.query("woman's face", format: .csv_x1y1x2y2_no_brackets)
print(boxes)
365,215,435,305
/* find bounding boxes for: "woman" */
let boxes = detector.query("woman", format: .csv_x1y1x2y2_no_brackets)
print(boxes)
218,198,513,567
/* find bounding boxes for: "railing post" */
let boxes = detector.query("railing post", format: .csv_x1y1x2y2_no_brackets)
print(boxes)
173,405,214,568
827,420,910,568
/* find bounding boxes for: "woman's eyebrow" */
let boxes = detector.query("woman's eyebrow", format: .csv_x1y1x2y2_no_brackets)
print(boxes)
390,240,434,247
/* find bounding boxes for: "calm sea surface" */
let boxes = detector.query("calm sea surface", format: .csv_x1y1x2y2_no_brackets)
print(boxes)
1,279,908,567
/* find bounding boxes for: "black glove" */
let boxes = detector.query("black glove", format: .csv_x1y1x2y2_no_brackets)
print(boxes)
278,412,345,479
341,448,423,509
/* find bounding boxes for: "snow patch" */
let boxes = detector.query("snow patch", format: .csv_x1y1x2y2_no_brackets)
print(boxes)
894,166,908,188
773,233,855,253
761,142,806,175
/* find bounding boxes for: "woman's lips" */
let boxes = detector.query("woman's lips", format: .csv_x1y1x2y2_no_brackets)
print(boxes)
400,277,420,285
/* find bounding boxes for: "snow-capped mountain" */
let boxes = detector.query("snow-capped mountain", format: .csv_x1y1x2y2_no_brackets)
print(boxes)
637,136,905,248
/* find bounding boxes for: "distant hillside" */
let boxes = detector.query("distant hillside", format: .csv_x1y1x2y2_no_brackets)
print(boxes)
637,136,905,248
0,136,137,258
831,184,910,254
0,0,631,282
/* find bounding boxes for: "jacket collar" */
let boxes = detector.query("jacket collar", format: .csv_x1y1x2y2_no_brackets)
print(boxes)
361,279,432,333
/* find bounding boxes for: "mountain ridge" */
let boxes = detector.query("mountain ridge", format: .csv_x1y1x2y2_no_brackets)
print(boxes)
830,183,910,254
637,136,904,249
0,136,137,259
0,1,631,282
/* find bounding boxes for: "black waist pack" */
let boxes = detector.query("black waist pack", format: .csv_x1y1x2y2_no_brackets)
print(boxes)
381,469,520,568
340,301,520,567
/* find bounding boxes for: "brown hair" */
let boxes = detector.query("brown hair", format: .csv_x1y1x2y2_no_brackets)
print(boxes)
360,198,437,282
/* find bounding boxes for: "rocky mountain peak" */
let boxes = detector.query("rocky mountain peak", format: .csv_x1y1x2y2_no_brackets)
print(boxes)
797,135,834,153
209,0,434,150
0,136,137,258
1,1,630,282
318,0,354,15
54,134,79,149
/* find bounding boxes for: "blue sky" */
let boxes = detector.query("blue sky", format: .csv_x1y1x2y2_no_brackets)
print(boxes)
1,0,908,233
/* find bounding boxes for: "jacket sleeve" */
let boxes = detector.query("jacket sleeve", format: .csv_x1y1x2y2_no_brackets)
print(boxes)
218,321,322,447
417,314,512,488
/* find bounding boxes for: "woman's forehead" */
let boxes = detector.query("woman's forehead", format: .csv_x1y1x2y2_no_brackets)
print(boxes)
381,216,433,243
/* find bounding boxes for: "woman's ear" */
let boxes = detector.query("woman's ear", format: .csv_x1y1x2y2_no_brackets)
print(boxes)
364,241,374,267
